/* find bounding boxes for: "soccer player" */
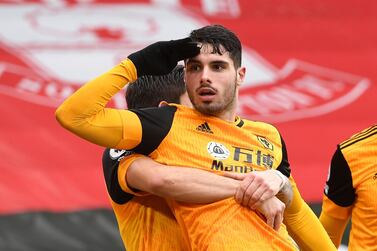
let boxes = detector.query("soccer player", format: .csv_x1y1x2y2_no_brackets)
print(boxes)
320,125,377,250
105,65,291,250
122,68,335,251
56,24,335,250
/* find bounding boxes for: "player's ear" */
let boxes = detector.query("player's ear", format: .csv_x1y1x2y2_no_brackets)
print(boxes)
236,67,246,86
159,101,169,107
183,67,187,86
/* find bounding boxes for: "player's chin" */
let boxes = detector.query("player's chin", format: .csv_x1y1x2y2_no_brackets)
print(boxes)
195,103,222,115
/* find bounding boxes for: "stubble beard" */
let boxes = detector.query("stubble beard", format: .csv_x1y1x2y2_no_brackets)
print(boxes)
188,80,237,117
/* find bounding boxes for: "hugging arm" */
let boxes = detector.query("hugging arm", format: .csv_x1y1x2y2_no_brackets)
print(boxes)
122,155,287,230
123,155,240,203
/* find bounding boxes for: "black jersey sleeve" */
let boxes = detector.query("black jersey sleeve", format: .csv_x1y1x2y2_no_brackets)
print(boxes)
130,105,177,155
276,136,291,178
102,148,134,204
102,105,177,204
324,146,355,207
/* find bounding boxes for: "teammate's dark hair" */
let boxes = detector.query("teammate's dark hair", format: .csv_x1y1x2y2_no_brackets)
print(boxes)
126,65,185,109
189,24,242,68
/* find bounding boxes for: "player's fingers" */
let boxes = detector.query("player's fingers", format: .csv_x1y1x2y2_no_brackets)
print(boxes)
258,186,275,203
235,177,251,204
247,185,266,209
240,176,257,206
234,186,244,204
274,212,283,231
235,175,253,204
223,172,247,180
243,180,261,207
266,214,275,229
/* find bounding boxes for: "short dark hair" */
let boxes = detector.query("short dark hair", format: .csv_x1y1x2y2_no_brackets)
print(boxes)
189,24,242,68
126,65,185,109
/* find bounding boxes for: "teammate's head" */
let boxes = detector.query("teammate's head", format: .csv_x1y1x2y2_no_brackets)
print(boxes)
126,65,189,109
184,24,245,119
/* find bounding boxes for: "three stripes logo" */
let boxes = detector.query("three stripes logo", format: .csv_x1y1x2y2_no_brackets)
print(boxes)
196,122,213,134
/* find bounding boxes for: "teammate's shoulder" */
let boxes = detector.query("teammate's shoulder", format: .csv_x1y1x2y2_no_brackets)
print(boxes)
339,124,377,150
169,103,193,111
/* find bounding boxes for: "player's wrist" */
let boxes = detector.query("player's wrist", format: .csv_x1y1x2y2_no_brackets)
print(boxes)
272,170,289,191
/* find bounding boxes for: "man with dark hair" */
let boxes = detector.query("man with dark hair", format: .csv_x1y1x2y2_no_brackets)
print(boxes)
104,65,287,250
125,65,190,109
57,24,335,250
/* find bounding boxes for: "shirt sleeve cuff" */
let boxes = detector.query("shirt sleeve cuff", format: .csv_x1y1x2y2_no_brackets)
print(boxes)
118,153,149,196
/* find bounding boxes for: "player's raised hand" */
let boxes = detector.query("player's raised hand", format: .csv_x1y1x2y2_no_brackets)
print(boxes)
128,38,200,77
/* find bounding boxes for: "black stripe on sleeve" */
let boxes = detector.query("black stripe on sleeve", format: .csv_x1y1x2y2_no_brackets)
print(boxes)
276,136,291,178
130,105,177,155
102,148,134,204
324,146,355,207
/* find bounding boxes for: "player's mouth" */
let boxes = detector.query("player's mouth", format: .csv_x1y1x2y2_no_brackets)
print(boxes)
197,87,217,102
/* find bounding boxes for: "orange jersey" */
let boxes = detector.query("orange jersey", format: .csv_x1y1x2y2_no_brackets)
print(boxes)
56,59,297,250
322,125,377,250
106,104,297,251
102,148,188,251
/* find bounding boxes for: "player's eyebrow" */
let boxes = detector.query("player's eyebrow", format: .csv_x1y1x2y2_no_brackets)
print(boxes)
186,59,229,65
210,60,229,65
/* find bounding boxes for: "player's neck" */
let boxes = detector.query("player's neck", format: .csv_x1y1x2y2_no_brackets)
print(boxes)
218,98,238,122
216,109,237,122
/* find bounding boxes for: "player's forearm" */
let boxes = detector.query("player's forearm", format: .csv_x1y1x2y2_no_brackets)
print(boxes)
320,172,353,248
284,184,337,251
158,167,240,203
55,59,138,147
285,203,337,251
127,159,239,203
319,212,348,248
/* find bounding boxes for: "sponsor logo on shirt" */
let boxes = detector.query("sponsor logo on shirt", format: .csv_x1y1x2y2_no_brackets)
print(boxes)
109,148,133,161
196,122,214,134
257,136,274,151
207,142,230,160
209,144,275,172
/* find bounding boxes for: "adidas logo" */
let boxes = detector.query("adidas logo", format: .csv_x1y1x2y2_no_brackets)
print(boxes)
196,122,213,134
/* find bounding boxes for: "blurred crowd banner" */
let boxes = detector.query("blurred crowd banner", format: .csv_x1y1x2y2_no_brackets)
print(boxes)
0,0,376,216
